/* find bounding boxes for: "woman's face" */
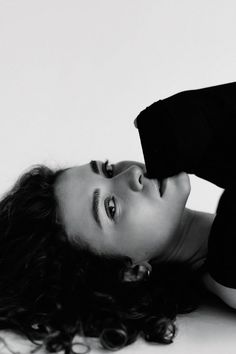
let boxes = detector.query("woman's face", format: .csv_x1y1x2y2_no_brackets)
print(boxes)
55,160,190,264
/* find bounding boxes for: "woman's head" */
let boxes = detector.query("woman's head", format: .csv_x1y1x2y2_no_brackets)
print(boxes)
0,162,199,354
54,159,191,264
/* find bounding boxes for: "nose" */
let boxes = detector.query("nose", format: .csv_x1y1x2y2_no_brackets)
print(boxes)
122,165,144,192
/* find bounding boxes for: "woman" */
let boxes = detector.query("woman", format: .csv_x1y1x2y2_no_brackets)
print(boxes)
0,162,205,354
0,82,235,354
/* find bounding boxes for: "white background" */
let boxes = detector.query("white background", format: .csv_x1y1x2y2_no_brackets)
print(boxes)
1,0,236,212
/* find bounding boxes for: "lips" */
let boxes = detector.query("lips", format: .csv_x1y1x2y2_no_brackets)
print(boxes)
143,169,163,196
152,178,162,196
158,179,163,196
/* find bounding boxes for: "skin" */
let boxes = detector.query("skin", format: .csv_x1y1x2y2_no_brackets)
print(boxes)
54,160,191,264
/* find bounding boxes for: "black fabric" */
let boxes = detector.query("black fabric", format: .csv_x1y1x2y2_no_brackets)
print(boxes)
206,186,236,288
135,81,236,288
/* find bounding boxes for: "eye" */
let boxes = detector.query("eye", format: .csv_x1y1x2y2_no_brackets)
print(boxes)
103,159,114,178
105,197,116,220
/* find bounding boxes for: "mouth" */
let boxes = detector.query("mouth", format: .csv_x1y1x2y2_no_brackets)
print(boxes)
152,178,163,197
143,169,165,197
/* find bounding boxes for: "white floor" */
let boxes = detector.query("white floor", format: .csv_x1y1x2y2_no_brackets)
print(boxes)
1,296,236,354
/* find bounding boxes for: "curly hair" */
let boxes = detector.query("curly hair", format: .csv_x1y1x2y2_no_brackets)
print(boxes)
0,165,208,354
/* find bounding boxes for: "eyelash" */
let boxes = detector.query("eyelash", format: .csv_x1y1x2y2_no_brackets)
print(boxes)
103,159,116,220
105,196,116,220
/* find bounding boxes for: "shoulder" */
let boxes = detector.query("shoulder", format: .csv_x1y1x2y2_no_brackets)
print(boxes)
202,272,236,309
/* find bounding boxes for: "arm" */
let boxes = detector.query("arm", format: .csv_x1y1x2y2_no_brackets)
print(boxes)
135,83,236,294
202,272,236,310
135,81,236,188
202,185,236,286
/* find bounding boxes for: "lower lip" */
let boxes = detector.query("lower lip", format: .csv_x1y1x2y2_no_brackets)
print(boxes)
151,178,167,197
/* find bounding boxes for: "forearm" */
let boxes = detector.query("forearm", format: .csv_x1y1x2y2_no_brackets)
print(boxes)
135,82,236,188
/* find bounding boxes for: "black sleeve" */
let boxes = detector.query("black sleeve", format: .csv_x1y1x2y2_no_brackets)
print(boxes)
205,185,236,288
135,81,236,288
135,81,236,188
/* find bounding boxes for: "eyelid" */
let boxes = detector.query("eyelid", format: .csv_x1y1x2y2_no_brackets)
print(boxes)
102,160,114,177
108,196,119,224
102,160,108,176
103,193,119,224
104,196,115,220
114,197,120,224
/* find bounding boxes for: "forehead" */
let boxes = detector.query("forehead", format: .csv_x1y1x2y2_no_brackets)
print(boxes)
54,164,97,240
55,165,87,199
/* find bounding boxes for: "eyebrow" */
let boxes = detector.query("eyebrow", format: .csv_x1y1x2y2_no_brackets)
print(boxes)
89,160,103,229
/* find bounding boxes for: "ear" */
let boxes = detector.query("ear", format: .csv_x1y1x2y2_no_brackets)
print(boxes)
121,261,152,282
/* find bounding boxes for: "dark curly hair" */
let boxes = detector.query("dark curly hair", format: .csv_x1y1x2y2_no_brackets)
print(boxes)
0,165,208,354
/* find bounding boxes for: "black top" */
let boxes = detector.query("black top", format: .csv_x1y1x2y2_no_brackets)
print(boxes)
135,82,236,288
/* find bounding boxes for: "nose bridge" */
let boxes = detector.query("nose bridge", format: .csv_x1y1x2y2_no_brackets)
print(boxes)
116,165,143,192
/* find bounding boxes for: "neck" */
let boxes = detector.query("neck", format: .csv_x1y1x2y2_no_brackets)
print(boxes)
158,207,216,270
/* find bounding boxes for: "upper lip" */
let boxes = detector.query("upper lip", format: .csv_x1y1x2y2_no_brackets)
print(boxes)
141,168,162,196
151,178,162,196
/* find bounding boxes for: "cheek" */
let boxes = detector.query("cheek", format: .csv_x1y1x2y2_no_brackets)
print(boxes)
126,200,165,235
135,198,184,239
